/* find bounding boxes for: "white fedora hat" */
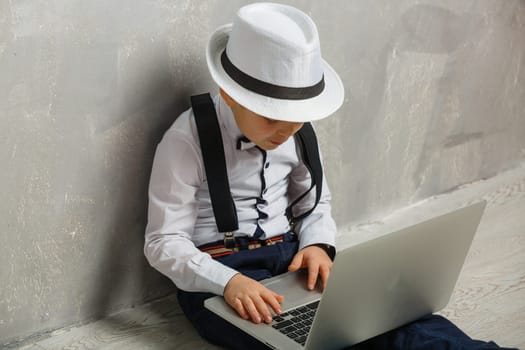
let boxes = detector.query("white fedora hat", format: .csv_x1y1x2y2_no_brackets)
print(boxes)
206,2,345,122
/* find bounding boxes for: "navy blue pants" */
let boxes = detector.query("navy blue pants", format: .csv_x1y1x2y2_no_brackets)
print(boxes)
178,240,513,350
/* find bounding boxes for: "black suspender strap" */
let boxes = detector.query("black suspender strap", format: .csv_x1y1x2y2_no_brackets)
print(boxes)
285,122,323,225
190,93,323,241
191,93,238,247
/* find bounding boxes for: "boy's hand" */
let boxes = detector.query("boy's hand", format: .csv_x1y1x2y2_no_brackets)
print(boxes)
224,273,284,324
288,245,333,290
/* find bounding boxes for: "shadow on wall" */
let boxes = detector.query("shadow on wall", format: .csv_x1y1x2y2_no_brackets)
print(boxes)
336,3,472,221
83,48,206,322
345,3,489,219
399,4,478,195
400,3,523,196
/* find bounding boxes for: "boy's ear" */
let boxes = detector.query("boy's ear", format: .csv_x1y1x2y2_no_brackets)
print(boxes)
219,88,236,107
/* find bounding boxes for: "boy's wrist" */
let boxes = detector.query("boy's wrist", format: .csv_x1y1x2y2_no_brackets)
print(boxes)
309,243,336,261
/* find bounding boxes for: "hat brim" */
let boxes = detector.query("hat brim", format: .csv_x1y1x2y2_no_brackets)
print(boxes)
206,24,345,122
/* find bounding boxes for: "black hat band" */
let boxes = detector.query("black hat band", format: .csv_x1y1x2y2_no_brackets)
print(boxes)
220,50,325,100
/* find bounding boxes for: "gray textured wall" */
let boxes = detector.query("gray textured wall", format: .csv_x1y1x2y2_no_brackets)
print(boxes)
1,0,524,345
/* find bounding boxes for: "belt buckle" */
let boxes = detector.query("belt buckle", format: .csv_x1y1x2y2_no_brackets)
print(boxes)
265,235,282,246
223,232,235,249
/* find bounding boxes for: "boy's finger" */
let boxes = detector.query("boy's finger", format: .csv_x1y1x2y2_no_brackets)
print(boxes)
243,297,262,324
233,298,249,320
288,252,304,271
264,291,283,316
319,264,331,290
272,291,285,303
253,296,273,323
307,263,320,290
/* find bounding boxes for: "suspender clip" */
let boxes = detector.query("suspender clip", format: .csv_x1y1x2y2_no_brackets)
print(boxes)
288,218,297,234
224,232,235,249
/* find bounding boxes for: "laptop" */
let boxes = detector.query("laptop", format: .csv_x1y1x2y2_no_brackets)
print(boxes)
205,201,487,350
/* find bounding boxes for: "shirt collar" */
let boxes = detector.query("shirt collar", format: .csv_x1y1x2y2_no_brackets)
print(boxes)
217,94,256,151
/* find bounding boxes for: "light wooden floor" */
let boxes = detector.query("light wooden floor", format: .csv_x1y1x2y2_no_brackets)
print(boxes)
438,170,525,348
8,165,525,350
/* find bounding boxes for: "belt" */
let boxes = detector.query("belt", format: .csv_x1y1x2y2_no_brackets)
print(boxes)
198,234,288,258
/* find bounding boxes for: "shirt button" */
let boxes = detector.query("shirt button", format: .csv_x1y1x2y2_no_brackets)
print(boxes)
262,188,268,195
264,162,270,169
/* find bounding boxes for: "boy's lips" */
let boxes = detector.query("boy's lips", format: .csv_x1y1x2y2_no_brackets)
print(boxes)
270,139,286,146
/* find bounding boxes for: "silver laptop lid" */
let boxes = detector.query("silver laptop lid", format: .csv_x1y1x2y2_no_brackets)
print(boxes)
305,200,486,349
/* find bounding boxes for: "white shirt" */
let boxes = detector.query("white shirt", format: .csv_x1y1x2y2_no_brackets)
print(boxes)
144,94,337,296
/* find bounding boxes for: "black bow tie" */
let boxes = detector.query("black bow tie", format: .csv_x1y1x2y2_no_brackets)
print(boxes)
236,136,254,150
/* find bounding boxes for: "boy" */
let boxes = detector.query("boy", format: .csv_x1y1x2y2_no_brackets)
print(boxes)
145,3,511,349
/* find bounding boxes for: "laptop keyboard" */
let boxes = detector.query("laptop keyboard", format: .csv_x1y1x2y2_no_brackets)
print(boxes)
271,300,319,346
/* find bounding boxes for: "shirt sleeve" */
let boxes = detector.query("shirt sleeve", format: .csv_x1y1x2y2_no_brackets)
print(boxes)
144,125,238,295
287,145,337,251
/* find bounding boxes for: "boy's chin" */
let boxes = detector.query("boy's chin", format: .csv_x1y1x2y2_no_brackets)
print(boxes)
259,142,281,151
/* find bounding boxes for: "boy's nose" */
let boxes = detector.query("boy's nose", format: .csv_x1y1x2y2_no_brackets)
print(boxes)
277,121,303,137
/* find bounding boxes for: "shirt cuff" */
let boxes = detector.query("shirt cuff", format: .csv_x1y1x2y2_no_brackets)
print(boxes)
189,253,239,295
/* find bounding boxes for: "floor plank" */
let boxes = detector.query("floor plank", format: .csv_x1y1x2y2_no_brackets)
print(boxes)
440,173,525,348
10,296,221,350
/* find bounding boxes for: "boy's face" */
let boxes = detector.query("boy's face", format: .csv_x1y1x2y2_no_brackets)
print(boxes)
221,90,304,151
